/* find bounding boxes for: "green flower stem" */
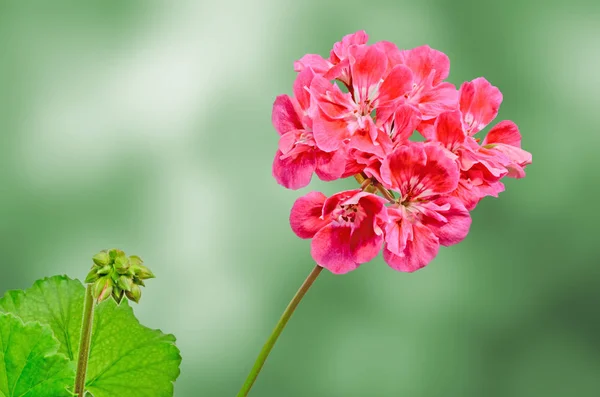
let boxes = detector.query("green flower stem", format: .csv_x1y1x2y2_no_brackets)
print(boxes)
237,265,324,396
74,284,95,396
374,182,396,203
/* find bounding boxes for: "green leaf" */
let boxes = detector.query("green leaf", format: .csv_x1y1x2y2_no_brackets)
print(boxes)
0,276,83,361
0,313,74,397
85,298,181,396
0,276,181,397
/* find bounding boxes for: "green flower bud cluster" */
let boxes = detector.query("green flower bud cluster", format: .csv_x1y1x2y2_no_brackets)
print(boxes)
85,249,155,304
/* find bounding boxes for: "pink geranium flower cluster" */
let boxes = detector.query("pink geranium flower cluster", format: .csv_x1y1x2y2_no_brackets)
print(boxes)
272,31,531,274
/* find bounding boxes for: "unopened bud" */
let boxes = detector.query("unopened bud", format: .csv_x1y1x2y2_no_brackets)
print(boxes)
98,283,113,303
126,283,142,303
134,265,155,280
93,278,114,302
93,251,111,267
129,255,143,267
114,256,130,274
84,268,100,284
97,265,112,276
109,249,126,261
117,275,132,292
93,278,107,300
88,249,154,304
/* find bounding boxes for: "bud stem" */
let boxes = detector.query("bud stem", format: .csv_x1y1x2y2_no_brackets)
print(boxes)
74,284,95,396
237,265,323,396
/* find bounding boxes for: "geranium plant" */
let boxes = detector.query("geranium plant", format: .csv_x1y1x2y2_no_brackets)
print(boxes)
0,30,531,397
0,249,181,396
238,31,531,395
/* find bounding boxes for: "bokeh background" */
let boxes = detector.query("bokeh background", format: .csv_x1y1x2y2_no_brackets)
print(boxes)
1,1,598,396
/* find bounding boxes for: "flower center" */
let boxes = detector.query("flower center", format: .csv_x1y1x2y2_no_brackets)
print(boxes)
333,204,359,225
357,99,372,116
296,132,312,145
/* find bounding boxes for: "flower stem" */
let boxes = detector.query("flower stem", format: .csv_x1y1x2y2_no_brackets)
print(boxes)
237,265,324,396
74,284,95,396
374,182,396,203
354,174,377,194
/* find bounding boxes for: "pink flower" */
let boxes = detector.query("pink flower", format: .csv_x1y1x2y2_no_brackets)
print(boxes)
374,43,458,125
380,142,471,272
309,45,412,155
325,30,371,85
428,78,532,208
290,190,388,274
432,111,508,209
272,69,346,189
273,32,531,274
482,120,532,179
458,78,531,178
400,45,459,122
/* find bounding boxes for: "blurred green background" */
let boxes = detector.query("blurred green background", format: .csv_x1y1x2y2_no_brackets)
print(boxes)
0,0,598,396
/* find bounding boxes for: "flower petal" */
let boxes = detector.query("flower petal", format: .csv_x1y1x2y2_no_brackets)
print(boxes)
272,149,316,190
422,196,471,246
452,179,481,211
376,64,413,105
309,75,355,119
433,111,467,152
373,40,403,73
381,142,459,198
483,120,532,178
350,228,384,265
294,54,332,75
350,194,387,263
277,130,299,154
312,114,351,152
383,223,439,272
289,191,328,238
400,45,451,86
330,30,369,63
349,45,387,103
390,105,421,143
416,82,458,120
348,121,387,157
416,118,436,140
453,172,505,210
311,225,358,274
483,120,521,146
459,77,503,135
315,148,347,181
293,68,316,112
272,95,302,135
383,207,410,256
323,60,351,83
381,142,426,190
494,147,531,178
